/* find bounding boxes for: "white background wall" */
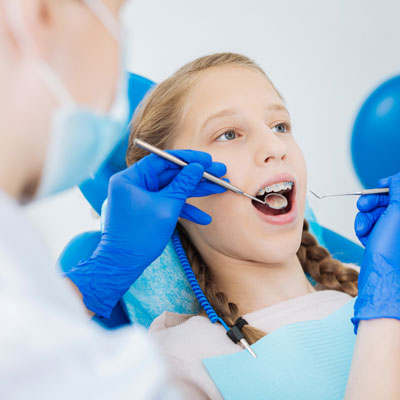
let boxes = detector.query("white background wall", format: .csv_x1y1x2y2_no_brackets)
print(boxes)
24,0,400,262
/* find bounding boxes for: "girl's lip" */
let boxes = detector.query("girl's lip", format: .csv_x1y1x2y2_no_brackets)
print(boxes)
252,180,298,226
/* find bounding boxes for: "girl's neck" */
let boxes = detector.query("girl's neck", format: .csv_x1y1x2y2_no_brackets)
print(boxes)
204,251,316,315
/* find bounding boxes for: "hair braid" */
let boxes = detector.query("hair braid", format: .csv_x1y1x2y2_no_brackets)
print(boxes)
177,225,266,344
296,220,358,296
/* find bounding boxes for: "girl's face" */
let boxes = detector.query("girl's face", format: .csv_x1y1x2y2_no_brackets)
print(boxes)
173,66,307,265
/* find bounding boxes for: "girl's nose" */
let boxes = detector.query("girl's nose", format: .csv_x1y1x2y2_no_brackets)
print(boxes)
255,129,288,166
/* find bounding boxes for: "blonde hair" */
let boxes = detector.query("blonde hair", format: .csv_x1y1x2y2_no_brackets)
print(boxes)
126,52,359,344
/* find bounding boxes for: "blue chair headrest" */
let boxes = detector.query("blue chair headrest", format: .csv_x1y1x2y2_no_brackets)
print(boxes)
79,73,155,214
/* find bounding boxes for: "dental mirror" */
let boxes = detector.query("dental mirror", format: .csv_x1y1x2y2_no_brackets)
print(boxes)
264,193,288,210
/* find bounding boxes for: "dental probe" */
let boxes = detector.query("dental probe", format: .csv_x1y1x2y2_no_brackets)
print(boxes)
134,138,265,205
310,188,389,199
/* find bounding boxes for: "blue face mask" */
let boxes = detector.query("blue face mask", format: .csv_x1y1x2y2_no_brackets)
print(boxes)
36,0,129,198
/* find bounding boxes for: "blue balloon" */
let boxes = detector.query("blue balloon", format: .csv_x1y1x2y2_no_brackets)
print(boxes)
351,75,400,188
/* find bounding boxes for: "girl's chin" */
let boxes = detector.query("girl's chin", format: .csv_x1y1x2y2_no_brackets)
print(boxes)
250,234,303,261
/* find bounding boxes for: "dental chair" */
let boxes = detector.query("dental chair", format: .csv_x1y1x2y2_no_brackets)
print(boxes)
58,72,364,329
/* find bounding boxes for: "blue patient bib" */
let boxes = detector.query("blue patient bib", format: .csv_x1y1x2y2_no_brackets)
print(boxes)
203,299,356,400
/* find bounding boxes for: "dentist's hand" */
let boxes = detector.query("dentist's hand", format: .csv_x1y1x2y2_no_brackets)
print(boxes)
66,150,227,317
352,172,400,333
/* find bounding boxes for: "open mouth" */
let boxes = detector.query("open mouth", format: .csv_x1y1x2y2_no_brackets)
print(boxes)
251,181,294,216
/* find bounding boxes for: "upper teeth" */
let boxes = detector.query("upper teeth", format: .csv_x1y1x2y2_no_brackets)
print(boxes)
257,181,293,196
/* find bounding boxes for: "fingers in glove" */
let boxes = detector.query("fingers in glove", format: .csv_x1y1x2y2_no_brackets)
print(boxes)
157,161,227,190
205,162,227,178
355,207,386,246
378,173,400,204
180,203,212,225
124,149,211,179
378,176,390,188
388,174,400,204
113,155,180,192
357,194,389,212
158,171,228,197
165,152,226,180
122,150,226,191
190,179,228,197
162,163,205,199
157,168,183,188
168,149,213,168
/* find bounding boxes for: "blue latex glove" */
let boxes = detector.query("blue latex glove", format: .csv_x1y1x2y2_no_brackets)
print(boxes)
352,172,400,333
67,150,227,317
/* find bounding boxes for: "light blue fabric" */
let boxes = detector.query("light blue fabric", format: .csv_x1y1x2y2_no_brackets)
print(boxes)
122,203,323,328
203,298,356,400
38,102,129,197
123,241,201,327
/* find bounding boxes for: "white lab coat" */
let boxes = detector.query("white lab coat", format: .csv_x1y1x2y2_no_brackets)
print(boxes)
0,190,177,400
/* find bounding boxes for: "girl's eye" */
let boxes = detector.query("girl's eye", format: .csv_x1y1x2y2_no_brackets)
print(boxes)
272,123,290,134
216,130,238,142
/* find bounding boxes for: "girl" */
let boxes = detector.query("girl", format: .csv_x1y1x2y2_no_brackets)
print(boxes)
126,53,360,399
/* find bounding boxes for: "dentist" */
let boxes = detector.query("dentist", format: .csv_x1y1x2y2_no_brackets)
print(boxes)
345,172,400,399
0,0,225,398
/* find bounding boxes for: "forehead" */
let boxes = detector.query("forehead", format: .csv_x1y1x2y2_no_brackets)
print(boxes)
181,66,283,123
104,0,126,13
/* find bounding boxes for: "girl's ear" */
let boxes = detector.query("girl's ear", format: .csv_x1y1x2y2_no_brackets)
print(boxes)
3,0,53,59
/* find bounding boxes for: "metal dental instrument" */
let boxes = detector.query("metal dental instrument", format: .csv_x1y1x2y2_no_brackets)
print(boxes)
134,138,266,205
310,187,390,199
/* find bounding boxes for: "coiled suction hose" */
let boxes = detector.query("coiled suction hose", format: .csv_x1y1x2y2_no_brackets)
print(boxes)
172,230,230,331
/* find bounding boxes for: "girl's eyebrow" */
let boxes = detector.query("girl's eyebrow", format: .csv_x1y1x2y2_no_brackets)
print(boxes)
201,108,238,130
201,103,290,130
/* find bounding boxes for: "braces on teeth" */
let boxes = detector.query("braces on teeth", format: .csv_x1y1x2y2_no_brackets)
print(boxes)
257,181,294,196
